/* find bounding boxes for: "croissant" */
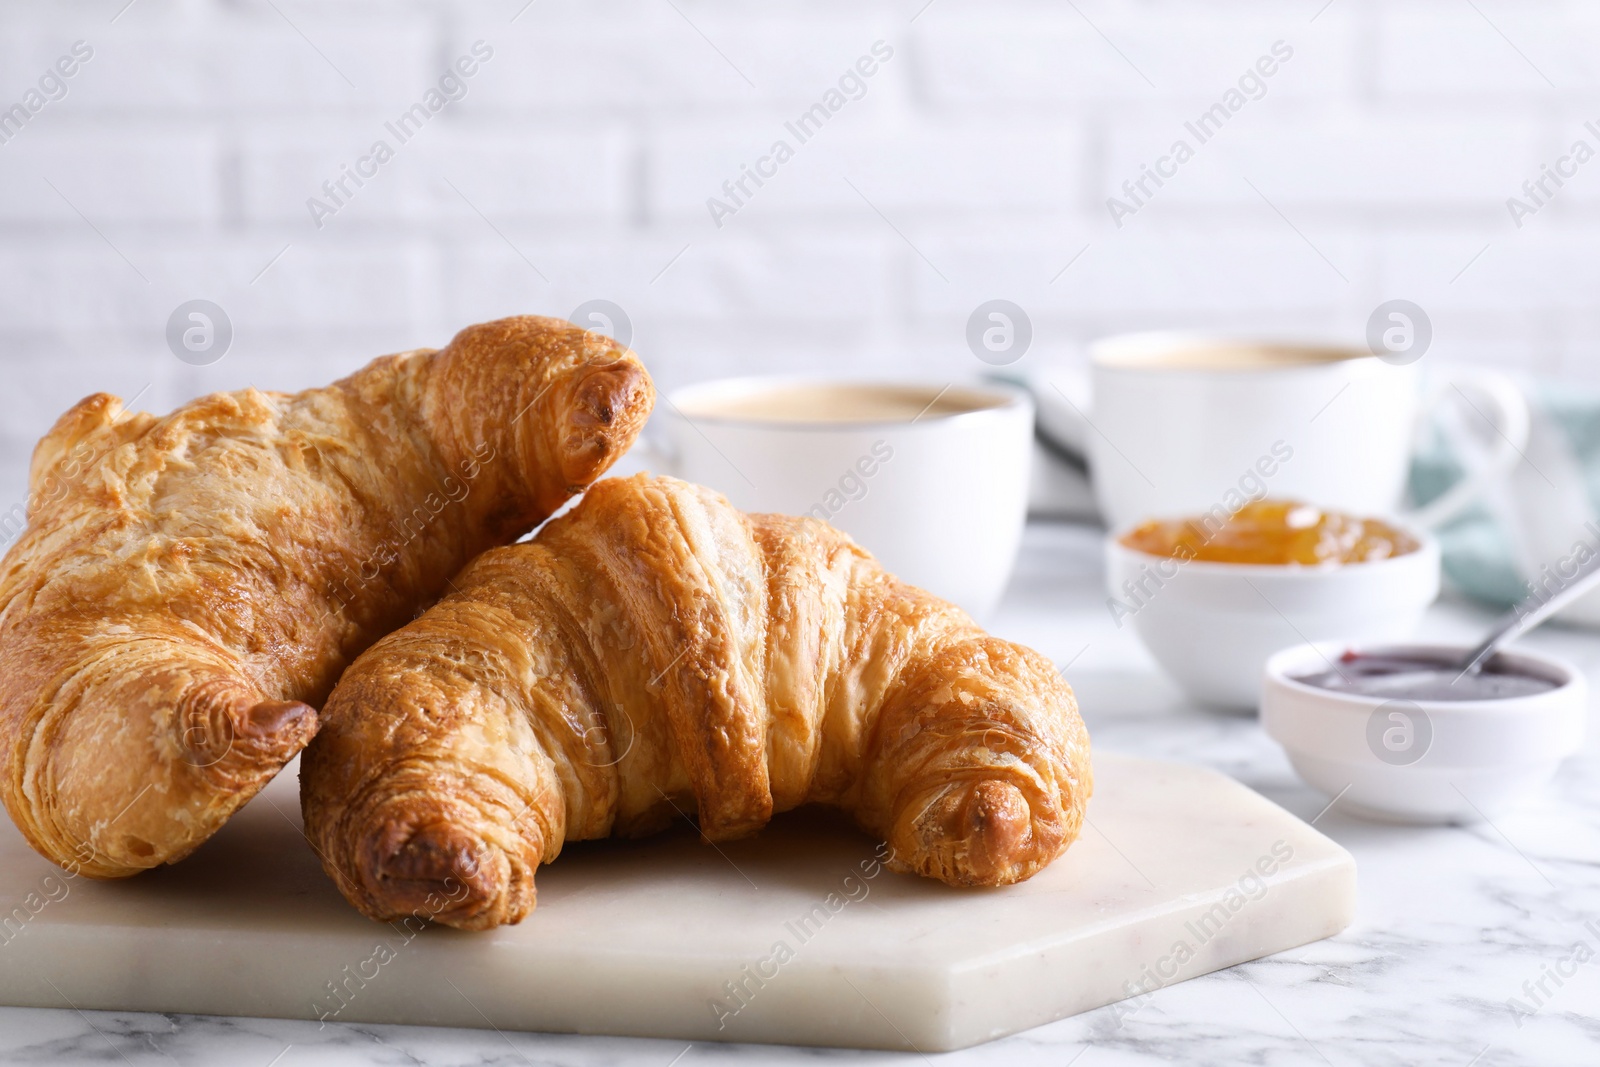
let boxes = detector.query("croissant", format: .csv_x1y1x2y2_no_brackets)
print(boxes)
0,316,653,878
302,473,1092,930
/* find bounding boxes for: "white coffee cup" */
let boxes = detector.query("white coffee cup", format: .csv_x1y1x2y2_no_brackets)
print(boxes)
1076,333,1529,532
637,377,1034,618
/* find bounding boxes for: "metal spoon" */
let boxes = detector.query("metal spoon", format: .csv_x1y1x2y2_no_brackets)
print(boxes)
1458,546,1600,675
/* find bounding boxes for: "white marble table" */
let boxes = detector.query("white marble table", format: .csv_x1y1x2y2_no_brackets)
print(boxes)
3,520,1597,1066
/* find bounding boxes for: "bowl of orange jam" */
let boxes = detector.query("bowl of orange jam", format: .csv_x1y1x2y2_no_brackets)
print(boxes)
1106,500,1439,709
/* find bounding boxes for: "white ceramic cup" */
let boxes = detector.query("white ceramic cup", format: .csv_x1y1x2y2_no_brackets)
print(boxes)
639,378,1034,619
1080,334,1529,533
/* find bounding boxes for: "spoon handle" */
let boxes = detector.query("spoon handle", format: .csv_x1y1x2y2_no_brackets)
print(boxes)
1460,545,1600,673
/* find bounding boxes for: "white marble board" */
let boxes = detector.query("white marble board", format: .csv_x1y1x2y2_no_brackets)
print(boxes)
0,752,1354,1052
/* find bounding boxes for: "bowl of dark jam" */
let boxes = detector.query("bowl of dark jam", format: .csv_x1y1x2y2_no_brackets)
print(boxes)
1262,642,1586,823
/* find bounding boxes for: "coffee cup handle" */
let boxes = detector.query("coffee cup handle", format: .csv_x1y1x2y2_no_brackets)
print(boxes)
1027,367,1093,467
1404,368,1529,530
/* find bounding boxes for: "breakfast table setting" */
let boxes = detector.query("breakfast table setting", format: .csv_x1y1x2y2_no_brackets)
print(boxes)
1,526,1596,1066
0,318,1596,1067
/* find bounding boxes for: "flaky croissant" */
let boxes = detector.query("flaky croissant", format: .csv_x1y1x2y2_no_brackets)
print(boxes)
302,473,1091,930
0,316,653,878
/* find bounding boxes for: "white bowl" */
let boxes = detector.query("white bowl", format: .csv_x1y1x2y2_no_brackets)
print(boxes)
1262,642,1587,823
1105,528,1441,709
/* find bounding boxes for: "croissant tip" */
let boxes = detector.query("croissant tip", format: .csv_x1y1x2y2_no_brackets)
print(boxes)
239,699,317,740
376,822,474,881
556,359,654,487
360,819,511,930
897,778,1045,888
963,779,1033,872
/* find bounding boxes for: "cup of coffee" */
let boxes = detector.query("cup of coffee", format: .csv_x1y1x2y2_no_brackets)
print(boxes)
1078,333,1529,532
640,378,1034,618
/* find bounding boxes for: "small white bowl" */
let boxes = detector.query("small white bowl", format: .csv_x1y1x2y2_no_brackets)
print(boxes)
1262,642,1587,823
1105,527,1441,709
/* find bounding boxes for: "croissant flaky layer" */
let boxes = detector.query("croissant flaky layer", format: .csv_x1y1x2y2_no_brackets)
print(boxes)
0,316,654,877
302,474,1092,930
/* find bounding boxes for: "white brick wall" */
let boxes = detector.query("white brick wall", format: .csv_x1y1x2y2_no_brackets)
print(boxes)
0,0,1596,511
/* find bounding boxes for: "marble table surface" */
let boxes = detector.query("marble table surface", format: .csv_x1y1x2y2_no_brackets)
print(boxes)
3,520,1598,1067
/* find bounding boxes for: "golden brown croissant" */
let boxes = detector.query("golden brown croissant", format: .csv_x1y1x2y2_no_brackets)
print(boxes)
302,473,1091,930
0,316,653,878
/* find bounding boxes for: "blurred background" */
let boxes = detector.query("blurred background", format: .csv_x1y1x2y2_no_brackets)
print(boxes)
2,0,1596,509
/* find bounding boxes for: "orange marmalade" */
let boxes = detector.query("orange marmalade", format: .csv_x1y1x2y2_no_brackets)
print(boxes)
1118,500,1420,565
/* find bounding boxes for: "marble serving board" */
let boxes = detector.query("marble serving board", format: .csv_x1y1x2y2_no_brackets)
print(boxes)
0,753,1354,1052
